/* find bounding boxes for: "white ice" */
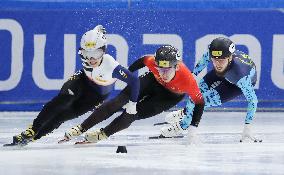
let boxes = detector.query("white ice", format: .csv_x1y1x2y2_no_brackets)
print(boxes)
0,111,283,175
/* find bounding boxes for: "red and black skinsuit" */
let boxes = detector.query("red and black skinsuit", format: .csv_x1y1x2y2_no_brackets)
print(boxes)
81,56,204,136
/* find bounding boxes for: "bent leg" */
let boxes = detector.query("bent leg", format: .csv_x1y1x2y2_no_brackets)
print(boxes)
103,92,184,137
80,73,158,131
80,88,130,131
33,71,108,140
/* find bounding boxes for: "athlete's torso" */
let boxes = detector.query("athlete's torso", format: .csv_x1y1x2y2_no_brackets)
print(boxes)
83,54,119,86
224,50,257,85
143,56,203,104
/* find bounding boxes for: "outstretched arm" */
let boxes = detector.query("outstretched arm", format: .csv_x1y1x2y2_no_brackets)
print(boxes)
128,56,147,72
182,72,205,128
237,69,262,142
112,65,139,103
237,70,261,142
192,51,211,76
236,70,258,124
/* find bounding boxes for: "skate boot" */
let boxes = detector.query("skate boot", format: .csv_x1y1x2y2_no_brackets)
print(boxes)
165,109,185,124
4,126,36,146
58,125,85,143
160,121,185,137
75,128,108,144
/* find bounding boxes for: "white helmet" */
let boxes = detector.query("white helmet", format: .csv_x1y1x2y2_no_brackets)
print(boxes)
80,25,107,52
79,25,107,63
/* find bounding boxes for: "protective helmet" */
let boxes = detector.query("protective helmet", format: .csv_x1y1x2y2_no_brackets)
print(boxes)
209,37,235,59
154,45,181,68
80,25,107,52
78,25,107,62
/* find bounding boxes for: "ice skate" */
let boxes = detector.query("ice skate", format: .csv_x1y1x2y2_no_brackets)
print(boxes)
165,109,185,124
160,121,185,138
75,128,108,144
4,126,35,147
58,125,84,144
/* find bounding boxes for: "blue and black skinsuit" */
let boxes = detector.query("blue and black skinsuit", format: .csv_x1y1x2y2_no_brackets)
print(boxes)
180,50,258,129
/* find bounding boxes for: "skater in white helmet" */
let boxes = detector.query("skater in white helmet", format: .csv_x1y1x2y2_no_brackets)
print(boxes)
4,25,139,146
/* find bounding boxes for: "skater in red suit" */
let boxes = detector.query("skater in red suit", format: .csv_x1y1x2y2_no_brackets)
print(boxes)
61,45,205,144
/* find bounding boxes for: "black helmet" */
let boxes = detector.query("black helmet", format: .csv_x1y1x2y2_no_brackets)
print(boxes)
154,45,181,68
209,37,235,59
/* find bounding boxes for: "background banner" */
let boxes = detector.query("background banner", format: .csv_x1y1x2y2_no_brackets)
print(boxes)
0,9,284,111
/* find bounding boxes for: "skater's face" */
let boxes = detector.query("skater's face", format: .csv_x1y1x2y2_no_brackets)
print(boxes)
82,49,104,68
87,57,103,68
157,66,177,82
212,55,232,74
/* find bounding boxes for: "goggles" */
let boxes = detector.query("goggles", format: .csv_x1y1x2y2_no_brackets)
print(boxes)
80,49,104,60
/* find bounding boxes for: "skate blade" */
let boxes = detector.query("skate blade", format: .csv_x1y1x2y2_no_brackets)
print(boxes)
149,134,184,139
240,139,263,143
75,140,92,145
58,137,70,144
153,122,169,126
3,143,25,147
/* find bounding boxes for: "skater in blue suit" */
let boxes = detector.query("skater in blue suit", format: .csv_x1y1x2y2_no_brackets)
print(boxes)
161,37,261,143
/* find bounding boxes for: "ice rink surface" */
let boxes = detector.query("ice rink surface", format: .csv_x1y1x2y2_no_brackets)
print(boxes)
0,111,283,175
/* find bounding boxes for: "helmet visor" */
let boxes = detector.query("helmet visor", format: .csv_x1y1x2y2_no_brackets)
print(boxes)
81,49,104,60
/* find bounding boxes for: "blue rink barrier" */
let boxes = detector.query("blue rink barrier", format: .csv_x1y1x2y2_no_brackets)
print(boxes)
0,7,284,111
